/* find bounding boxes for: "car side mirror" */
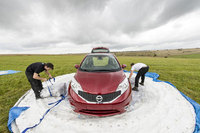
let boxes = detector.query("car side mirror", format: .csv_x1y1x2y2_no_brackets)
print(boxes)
122,64,127,69
74,64,80,69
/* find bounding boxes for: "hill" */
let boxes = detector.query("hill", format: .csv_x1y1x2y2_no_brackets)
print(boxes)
113,48,200,57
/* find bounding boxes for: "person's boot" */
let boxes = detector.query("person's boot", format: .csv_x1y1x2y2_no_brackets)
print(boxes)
35,91,42,100
35,95,42,100
139,82,144,86
132,86,139,91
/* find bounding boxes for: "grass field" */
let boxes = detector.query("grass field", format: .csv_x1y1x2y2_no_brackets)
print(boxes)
0,54,200,132
172,53,200,58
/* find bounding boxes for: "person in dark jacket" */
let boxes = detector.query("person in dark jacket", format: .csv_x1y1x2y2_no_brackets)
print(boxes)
25,62,54,99
128,63,149,91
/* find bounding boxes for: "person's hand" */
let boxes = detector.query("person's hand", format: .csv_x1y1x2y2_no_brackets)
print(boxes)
49,75,53,79
42,78,47,82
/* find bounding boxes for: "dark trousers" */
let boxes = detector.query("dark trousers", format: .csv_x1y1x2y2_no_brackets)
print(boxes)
25,71,43,99
135,66,149,87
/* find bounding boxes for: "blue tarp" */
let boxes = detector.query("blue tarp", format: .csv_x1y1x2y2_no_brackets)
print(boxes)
0,70,21,76
124,70,200,133
7,107,29,132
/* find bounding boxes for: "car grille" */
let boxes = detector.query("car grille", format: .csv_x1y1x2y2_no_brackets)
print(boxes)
78,90,121,103
80,109,120,115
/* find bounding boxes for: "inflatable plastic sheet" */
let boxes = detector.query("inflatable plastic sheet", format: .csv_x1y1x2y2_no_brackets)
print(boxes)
124,70,200,133
0,70,21,76
7,71,200,133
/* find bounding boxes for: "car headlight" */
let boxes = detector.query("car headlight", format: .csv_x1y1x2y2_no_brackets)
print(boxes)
116,78,129,94
70,77,83,94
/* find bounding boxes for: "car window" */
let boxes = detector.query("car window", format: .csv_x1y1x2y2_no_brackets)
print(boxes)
92,49,109,53
80,55,121,72
93,57,109,66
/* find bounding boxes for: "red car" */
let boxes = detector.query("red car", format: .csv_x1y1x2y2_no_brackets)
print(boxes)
68,51,132,116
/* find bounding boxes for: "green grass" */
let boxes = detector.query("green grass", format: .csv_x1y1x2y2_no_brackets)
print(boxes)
171,53,200,58
0,54,200,133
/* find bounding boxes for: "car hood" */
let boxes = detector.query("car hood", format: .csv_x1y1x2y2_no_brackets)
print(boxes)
74,70,125,94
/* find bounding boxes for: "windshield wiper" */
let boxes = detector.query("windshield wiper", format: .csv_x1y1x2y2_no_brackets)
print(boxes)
91,69,117,72
80,69,91,72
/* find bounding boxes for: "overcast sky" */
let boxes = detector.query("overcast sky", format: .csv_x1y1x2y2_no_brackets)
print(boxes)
0,0,200,54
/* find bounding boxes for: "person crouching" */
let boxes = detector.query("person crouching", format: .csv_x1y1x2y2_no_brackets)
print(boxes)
25,62,54,99
128,63,149,91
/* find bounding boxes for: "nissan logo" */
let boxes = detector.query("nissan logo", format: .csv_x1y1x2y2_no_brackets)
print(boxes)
96,95,103,103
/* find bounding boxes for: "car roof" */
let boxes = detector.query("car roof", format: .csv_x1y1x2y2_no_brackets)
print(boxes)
91,47,110,53
87,53,114,56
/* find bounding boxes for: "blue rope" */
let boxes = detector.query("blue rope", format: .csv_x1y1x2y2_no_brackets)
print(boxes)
47,85,53,97
22,95,65,133
48,77,55,85
46,78,55,97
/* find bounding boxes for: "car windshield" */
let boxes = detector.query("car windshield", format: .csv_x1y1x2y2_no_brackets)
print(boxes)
80,54,121,72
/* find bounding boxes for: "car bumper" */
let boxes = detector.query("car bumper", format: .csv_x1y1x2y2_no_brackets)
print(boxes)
68,88,132,117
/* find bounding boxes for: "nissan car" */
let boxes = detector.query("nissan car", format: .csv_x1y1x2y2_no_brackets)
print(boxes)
68,49,132,116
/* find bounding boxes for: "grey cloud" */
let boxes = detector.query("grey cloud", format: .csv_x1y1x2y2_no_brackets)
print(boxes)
152,0,200,27
22,40,65,48
0,0,200,53
0,43,23,51
100,0,200,34
55,0,200,45
43,0,109,12
159,0,200,21
0,0,33,30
